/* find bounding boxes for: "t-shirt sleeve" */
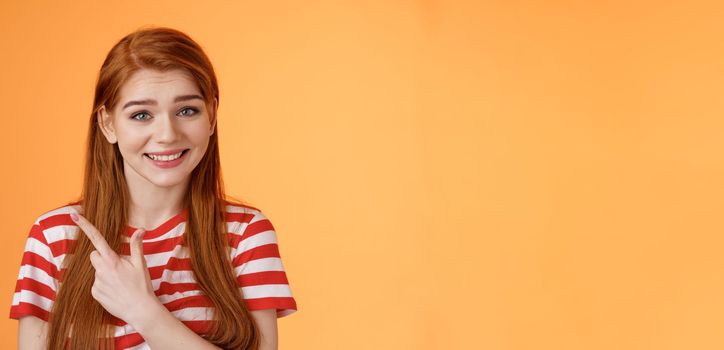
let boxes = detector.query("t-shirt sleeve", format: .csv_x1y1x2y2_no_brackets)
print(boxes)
230,209,297,318
9,218,60,322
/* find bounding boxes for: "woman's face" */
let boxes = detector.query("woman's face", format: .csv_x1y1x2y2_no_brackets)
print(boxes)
97,68,216,189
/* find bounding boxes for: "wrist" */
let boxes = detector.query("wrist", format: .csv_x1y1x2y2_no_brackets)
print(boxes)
128,297,167,334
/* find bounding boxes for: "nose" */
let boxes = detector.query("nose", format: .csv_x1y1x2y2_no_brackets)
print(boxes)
154,113,180,143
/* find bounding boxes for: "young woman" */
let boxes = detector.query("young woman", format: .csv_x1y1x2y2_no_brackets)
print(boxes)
9,27,298,350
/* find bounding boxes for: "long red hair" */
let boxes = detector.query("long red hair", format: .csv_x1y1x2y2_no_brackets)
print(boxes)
47,26,260,349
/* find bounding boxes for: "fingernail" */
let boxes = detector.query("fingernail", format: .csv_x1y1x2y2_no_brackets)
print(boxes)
70,213,78,222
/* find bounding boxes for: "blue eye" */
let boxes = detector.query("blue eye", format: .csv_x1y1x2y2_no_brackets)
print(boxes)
130,107,199,121
131,112,151,121
179,107,199,117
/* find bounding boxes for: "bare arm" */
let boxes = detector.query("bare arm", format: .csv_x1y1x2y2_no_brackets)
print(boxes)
18,316,48,350
17,308,279,350
131,301,221,350
250,309,279,350
132,304,280,350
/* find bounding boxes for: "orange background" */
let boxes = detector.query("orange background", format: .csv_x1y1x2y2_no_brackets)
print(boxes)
2,1,724,349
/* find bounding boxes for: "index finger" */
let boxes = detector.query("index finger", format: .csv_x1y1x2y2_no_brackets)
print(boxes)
70,212,116,260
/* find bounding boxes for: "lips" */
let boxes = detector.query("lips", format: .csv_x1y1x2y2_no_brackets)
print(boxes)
144,148,190,169
143,149,189,162
145,148,189,156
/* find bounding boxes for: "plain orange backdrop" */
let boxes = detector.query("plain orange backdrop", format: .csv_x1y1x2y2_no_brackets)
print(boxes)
3,0,724,349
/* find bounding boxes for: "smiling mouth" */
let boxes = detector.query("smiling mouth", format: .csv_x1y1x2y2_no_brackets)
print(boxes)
144,149,189,161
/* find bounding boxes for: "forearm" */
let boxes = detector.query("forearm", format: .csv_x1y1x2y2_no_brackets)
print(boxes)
250,309,279,350
131,301,221,350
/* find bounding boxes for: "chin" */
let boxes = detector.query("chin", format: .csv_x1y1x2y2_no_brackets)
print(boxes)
143,174,190,188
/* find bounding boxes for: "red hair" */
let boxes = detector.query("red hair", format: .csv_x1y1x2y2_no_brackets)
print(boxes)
47,26,260,349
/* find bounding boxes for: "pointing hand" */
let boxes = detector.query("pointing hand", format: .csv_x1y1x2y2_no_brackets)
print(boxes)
70,212,160,325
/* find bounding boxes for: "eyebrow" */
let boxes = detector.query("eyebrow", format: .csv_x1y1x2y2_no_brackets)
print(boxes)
122,94,204,110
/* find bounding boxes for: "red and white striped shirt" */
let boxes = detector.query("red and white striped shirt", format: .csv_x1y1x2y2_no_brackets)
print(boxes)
9,202,297,349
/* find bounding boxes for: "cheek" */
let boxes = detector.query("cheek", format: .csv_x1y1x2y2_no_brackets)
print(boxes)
115,129,147,156
184,124,213,145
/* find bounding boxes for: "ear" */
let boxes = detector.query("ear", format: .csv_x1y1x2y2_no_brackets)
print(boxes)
209,97,218,136
97,105,117,144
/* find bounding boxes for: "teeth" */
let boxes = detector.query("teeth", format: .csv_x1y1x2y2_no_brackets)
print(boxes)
147,151,184,161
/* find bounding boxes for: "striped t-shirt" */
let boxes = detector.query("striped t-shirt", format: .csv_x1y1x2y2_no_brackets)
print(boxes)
9,202,297,349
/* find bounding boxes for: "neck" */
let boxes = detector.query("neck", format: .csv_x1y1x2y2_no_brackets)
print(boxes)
124,166,190,230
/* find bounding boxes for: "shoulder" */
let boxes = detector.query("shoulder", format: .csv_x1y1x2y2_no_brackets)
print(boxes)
222,201,278,249
222,200,271,227
33,201,83,229
27,202,83,254
222,198,262,214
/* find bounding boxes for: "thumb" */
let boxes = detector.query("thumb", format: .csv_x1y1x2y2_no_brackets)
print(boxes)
130,228,146,267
